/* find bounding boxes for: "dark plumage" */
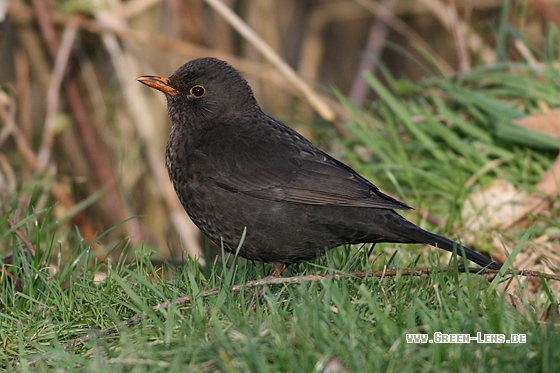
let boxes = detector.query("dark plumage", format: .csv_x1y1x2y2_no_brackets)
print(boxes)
138,57,501,275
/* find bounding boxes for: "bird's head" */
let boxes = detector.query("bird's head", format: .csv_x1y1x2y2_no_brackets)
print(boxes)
138,57,259,127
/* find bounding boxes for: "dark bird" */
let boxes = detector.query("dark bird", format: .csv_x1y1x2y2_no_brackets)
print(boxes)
138,57,501,276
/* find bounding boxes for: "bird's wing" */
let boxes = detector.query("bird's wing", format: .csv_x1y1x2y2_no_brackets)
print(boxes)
199,117,412,210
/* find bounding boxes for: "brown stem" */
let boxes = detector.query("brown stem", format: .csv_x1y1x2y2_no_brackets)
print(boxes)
30,0,143,243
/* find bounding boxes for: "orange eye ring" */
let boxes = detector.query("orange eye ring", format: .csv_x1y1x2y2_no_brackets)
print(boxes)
190,85,206,98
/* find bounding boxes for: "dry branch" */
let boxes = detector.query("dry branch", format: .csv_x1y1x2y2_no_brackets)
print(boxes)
30,0,143,243
203,0,335,122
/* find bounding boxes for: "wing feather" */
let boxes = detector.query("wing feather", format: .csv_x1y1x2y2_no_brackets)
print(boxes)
198,116,411,211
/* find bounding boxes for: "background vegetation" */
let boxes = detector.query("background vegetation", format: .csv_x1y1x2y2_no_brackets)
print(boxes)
1,0,560,371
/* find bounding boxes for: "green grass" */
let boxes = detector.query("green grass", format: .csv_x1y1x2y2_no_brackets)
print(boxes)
1,202,559,372
334,62,560,243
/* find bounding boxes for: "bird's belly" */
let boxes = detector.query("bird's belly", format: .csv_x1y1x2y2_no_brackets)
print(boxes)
177,182,345,262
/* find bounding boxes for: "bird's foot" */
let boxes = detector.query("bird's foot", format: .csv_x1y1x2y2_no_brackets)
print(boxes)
246,262,288,309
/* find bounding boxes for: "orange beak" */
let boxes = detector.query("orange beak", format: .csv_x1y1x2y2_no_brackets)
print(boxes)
137,76,180,95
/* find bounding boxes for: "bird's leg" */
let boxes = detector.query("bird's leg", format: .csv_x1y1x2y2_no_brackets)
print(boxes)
258,262,287,296
267,262,287,278
248,262,288,307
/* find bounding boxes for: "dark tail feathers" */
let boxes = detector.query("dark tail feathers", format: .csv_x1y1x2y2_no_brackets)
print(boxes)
421,230,501,270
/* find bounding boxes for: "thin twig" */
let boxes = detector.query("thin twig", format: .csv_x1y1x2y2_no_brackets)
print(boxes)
30,0,146,244
419,0,495,65
1,196,37,256
10,120,99,242
349,0,398,105
203,0,336,122
354,0,454,74
446,0,470,74
8,2,354,123
93,5,202,260
37,18,78,167
7,220,37,257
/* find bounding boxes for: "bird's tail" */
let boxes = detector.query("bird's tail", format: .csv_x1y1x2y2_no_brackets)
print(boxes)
417,229,501,270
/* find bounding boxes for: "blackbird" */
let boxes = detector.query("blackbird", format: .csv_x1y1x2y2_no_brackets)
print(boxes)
138,57,501,275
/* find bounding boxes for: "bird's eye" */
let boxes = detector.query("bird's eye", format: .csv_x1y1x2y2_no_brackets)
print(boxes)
190,85,206,98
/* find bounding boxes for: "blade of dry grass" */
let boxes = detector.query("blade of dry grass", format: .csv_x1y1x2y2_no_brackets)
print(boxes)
93,3,203,261
30,0,141,243
203,0,335,122
419,0,496,65
349,0,398,105
446,0,470,74
38,17,78,167
355,0,454,73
